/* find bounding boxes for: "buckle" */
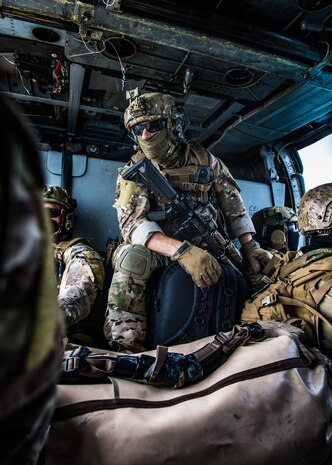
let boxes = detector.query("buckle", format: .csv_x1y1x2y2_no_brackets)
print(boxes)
261,293,277,307
63,356,81,372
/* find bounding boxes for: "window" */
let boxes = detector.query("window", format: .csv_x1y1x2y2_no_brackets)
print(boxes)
299,135,332,191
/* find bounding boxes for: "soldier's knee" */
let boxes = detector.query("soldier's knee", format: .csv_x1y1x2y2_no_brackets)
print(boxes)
115,244,152,280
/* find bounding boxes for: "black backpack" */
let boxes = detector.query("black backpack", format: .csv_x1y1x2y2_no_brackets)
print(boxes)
146,262,248,349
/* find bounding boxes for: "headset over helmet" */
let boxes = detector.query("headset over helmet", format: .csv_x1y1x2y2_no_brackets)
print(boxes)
298,183,332,236
252,206,299,252
42,185,77,236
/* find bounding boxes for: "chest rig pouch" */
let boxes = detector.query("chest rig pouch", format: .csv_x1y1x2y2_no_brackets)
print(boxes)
149,143,219,242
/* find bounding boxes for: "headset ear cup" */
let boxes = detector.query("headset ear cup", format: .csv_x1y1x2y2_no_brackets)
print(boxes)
64,212,75,231
270,229,286,251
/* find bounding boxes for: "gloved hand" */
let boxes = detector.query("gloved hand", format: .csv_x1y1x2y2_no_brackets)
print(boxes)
241,239,273,273
241,267,270,295
171,241,221,288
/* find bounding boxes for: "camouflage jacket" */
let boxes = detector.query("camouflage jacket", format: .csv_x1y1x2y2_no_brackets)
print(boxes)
54,239,105,343
115,140,255,246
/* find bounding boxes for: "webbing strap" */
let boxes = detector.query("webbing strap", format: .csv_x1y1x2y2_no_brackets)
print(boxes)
169,180,213,192
278,295,332,328
279,250,332,279
54,237,88,258
310,276,332,306
192,325,255,363
146,346,169,382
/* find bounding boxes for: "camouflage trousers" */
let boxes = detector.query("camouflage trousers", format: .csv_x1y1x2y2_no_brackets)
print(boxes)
104,243,167,353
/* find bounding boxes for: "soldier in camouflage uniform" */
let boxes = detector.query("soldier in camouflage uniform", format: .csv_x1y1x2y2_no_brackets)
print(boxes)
241,183,332,353
0,97,63,465
104,91,272,352
252,206,299,256
43,186,106,347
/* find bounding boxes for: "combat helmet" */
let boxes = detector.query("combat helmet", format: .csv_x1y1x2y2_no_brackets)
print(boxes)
298,183,332,236
42,185,77,235
252,206,299,252
124,89,188,143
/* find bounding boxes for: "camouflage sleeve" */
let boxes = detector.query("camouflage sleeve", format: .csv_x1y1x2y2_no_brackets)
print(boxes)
58,243,105,327
210,153,255,239
114,163,163,244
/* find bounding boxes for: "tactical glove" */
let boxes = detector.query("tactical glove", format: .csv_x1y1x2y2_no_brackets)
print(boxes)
171,241,221,288
241,239,273,273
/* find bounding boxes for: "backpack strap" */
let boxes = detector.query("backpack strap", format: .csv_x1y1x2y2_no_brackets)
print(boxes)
53,237,90,285
310,274,332,305
277,295,332,329
279,249,332,280
54,237,89,259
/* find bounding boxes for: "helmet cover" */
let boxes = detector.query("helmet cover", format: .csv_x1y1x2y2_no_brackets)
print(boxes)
124,92,176,130
42,185,76,212
298,183,332,235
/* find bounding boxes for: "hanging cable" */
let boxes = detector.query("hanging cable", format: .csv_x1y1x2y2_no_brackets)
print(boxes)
67,36,127,90
104,37,127,90
2,55,31,95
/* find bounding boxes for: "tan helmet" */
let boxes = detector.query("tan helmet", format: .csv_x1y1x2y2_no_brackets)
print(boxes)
252,206,299,251
42,185,77,234
124,91,188,142
298,183,332,236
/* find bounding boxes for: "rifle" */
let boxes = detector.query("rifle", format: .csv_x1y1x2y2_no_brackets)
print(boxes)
121,157,242,268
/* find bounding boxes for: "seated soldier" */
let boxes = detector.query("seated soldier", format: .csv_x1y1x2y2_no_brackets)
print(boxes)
252,206,299,256
241,183,332,354
104,90,272,353
43,186,106,347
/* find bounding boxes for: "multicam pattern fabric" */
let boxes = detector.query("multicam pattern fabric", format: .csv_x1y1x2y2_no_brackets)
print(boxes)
55,241,105,346
124,92,175,130
105,141,255,352
104,243,167,352
117,141,254,242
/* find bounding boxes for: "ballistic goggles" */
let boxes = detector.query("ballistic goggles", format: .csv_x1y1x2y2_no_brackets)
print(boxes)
132,119,167,136
46,207,62,218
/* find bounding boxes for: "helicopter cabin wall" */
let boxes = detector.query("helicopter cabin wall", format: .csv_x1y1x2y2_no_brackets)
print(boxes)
39,150,274,253
39,150,122,252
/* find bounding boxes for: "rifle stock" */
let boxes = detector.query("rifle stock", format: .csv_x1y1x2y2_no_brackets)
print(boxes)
122,157,242,267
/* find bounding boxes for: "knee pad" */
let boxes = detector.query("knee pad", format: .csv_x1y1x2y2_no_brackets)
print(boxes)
116,244,152,280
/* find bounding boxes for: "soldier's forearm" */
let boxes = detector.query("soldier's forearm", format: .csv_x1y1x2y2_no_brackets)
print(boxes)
146,232,183,257
239,232,253,245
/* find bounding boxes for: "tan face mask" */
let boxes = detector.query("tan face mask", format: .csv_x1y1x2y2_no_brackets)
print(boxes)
137,128,181,168
137,128,171,160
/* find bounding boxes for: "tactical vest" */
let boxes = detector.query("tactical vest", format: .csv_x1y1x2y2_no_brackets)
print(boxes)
132,141,214,203
131,142,224,239
54,237,89,287
54,238,108,348
241,248,332,350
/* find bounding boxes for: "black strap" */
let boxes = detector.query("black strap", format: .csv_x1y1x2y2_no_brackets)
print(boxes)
60,323,264,387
